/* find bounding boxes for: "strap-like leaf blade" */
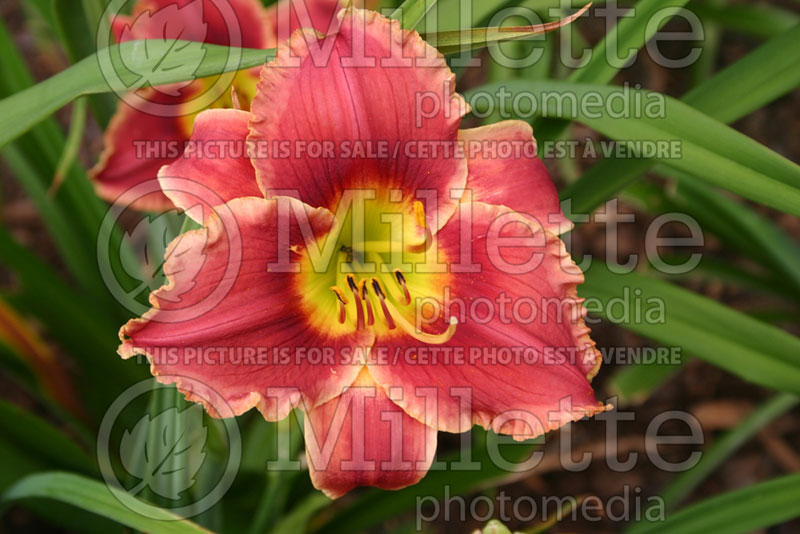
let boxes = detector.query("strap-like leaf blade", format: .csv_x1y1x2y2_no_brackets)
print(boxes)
3,472,213,534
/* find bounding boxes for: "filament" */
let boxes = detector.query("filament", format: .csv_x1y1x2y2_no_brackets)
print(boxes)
346,274,365,330
370,279,396,330
360,280,375,326
331,287,347,324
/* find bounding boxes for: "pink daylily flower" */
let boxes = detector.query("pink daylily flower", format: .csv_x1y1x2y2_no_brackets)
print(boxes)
119,8,607,498
90,0,370,211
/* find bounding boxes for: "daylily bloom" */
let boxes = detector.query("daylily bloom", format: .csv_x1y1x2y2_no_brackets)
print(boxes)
90,0,371,211
119,8,607,498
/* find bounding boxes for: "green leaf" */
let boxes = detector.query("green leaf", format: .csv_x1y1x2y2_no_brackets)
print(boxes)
0,438,46,493
432,0,607,32
0,226,144,422
561,23,800,214
81,0,108,41
0,18,138,314
687,0,723,85
0,40,275,149
682,24,800,123
656,166,800,298
0,226,119,351
51,0,116,126
628,473,800,534
1,144,98,292
272,493,330,534
609,170,800,399
0,20,99,292
124,40,208,94
571,0,691,86
2,472,213,534
421,3,589,55
390,0,438,30
581,264,800,394
619,174,800,301
467,80,800,216
247,415,304,534
653,393,798,514
49,97,88,195
0,400,95,475
690,1,799,39
533,0,691,141
609,358,686,405
0,341,39,392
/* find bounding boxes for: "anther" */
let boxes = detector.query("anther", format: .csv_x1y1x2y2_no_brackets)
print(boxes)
393,269,412,305
346,274,359,292
371,278,385,299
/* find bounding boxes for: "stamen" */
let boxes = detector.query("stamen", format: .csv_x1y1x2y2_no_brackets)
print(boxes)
393,269,412,305
360,280,375,326
331,286,348,305
346,274,365,330
384,298,459,345
360,250,409,304
371,279,396,330
230,86,241,110
331,286,347,324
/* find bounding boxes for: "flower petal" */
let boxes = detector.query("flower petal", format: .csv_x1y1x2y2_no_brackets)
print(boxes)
368,202,606,439
249,8,469,232
158,109,262,222
111,15,132,42
90,88,185,212
119,197,371,420
115,0,272,48
459,121,572,234
305,367,437,498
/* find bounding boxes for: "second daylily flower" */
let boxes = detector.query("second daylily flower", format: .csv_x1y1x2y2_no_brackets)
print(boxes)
120,8,607,498
91,0,370,211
